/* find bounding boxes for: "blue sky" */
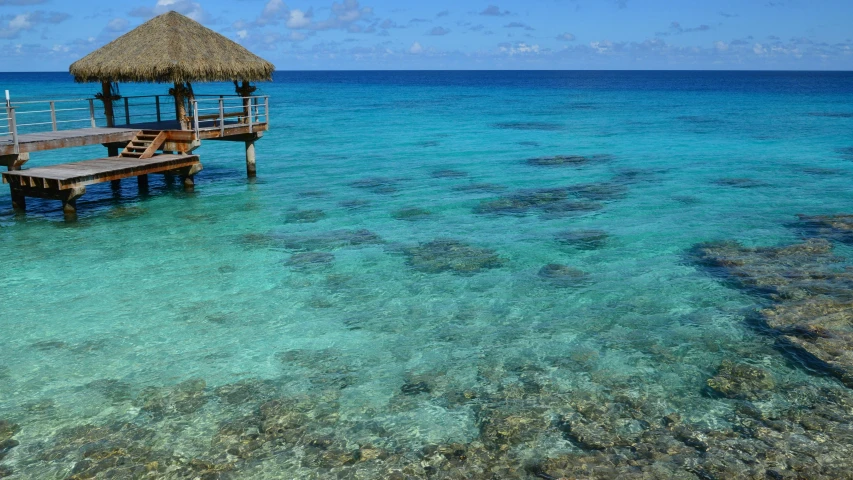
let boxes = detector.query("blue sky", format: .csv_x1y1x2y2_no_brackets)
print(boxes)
1,0,852,70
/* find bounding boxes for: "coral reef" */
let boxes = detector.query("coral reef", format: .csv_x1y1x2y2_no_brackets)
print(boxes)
525,154,612,167
403,239,505,275
431,169,468,178
285,252,335,269
391,207,432,221
555,229,609,250
691,237,853,387
284,209,326,224
537,264,589,287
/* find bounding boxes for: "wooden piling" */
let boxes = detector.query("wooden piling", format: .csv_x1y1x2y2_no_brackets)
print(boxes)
138,174,149,193
245,139,256,178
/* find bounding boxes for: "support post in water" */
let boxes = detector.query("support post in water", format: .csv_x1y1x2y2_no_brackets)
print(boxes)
10,186,25,211
245,138,256,178
180,163,203,192
138,174,149,193
62,186,86,220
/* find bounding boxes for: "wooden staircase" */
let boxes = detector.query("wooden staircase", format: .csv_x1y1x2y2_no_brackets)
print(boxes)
119,130,166,159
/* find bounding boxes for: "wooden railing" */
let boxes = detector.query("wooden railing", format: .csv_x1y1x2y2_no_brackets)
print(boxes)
0,94,271,150
190,95,270,140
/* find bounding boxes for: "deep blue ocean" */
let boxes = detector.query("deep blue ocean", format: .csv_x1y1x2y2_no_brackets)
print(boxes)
1,71,853,478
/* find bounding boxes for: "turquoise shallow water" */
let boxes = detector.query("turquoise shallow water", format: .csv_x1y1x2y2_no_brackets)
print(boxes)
2,71,853,478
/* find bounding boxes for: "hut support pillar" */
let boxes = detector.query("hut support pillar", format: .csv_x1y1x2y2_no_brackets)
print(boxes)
100,81,115,128
245,139,256,178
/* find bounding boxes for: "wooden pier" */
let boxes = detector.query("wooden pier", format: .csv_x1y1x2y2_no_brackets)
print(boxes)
0,10,275,219
2,153,201,216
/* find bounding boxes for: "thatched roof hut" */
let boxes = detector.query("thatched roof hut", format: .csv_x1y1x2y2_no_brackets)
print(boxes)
69,11,274,84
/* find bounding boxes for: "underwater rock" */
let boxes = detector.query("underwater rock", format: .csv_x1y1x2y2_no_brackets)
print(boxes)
400,381,431,396
134,378,208,417
237,232,278,249
474,188,571,215
837,146,853,159
451,183,507,194
525,154,612,167
0,420,19,462
713,177,767,188
809,112,853,118
214,379,280,405
518,141,540,146
707,360,776,400
279,229,383,250
567,182,629,201
31,340,67,351
391,207,432,221
298,190,328,198
338,199,371,209
537,264,589,287
555,229,609,250
284,209,326,224
0,422,17,444
349,177,402,194
431,169,468,178
479,408,549,448
285,252,335,269
796,214,853,243
692,236,853,389
403,239,505,275
492,121,564,131
86,379,134,404
0,466,11,478
690,238,847,299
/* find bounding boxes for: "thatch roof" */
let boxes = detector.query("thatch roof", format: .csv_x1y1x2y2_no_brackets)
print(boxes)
69,11,274,83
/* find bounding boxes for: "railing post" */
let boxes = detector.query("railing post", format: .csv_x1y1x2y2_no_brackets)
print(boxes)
252,97,259,123
264,96,269,124
7,107,18,154
155,95,161,123
192,101,200,140
124,97,130,125
219,97,225,136
50,101,57,131
88,99,96,128
248,101,253,134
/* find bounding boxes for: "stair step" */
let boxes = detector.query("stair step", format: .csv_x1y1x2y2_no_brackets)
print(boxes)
121,153,143,158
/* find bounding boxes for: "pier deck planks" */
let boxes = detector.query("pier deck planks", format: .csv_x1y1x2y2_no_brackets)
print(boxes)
2,154,201,190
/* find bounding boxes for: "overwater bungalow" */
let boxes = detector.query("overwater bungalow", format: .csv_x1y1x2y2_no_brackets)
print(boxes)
0,11,274,218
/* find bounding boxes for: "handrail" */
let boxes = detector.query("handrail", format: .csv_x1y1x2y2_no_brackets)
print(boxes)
6,106,19,154
189,95,269,137
2,93,266,140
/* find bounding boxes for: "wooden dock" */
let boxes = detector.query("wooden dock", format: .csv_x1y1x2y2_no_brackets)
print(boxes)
2,153,202,217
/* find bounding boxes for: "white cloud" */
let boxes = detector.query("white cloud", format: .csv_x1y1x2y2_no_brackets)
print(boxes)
714,41,728,51
499,42,540,55
409,41,423,54
236,29,248,39
130,0,208,22
287,9,313,29
557,32,575,41
0,10,70,39
753,43,767,55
